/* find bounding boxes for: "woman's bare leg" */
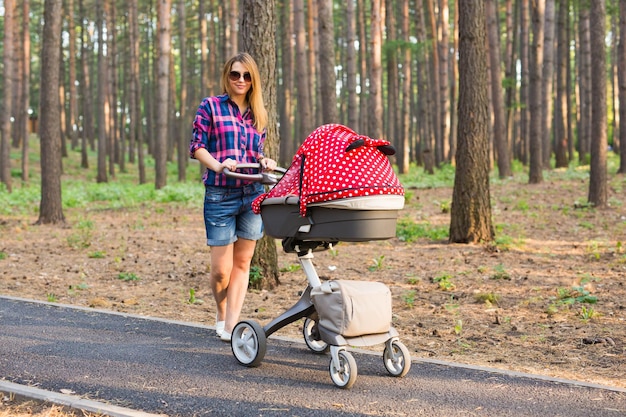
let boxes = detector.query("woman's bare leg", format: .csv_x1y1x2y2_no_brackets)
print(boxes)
210,244,234,324
223,238,256,333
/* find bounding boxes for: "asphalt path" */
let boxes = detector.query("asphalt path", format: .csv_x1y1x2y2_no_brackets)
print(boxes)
1,296,625,417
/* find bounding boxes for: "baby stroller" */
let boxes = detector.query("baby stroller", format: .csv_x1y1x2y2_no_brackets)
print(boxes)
225,124,412,389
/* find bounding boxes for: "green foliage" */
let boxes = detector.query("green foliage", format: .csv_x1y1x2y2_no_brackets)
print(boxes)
398,163,456,189
490,264,511,280
88,251,106,259
368,255,385,272
433,273,455,291
0,251,6,260
475,292,501,306
67,219,95,249
46,293,58,302
280,264,301,273
187,288,203,305
118,272,140,282
402,290,416,308
249,265,263,288
548,276,599,316
396,218,449,242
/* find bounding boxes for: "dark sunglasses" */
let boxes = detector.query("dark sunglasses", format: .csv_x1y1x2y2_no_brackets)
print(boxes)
228,71,252,82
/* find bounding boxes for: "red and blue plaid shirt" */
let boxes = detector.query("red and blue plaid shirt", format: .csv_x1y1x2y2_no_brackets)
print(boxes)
190,94,266,187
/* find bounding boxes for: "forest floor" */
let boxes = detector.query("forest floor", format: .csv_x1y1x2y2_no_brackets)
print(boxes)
1,173,626,415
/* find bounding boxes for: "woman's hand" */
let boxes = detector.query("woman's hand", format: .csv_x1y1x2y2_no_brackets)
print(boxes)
219,158,238,173
260,157,277,171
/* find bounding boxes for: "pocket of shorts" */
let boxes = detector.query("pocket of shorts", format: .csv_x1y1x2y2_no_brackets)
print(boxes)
204,187,228,203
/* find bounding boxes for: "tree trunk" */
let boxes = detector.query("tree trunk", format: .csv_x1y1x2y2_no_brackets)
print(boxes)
588,0,607,207
439,0,451,163
385,0,398,147
96,0,107,183
345,0,358,132
425,0,442,164
1,0,15,192
399,0,411,174
450,0,494,244
78,0,92,168
155,0,171,190
541,0,556,169
318,0,338,124
177,0,187,182
519,0,530,164
528,0,545,184
554,0,569,169
369,0,384,139
21,0,31,182
241,0,280,290
294,0,314,139
619,0,626,174
578,6,592,163
37,0,65,225
67,0,79,151
278,0,295,165
487,0,512,178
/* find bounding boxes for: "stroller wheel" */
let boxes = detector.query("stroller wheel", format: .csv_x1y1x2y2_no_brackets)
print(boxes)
231,320,267,368
383,340,412,377
303,317,329,353
329,351,357,389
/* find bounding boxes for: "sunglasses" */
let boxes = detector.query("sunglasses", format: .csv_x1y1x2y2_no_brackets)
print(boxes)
228,71,252,82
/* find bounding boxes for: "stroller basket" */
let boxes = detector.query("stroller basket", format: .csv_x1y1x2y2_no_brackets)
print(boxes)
260,195,404,242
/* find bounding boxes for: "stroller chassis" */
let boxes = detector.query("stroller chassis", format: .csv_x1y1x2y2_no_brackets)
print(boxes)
224,163,411,389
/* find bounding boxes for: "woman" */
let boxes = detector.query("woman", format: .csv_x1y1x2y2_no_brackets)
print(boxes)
190,52,277,342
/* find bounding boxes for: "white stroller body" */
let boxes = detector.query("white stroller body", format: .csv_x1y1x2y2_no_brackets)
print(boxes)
226,124,412,388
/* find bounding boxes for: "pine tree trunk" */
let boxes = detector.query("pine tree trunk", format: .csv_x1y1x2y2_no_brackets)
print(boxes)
450,0,494,244
588,0,608,207
241,0,280,290
37,0,65,225
1,0,15,192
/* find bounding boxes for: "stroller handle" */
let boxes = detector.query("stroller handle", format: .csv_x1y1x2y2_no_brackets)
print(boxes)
223,163,286,185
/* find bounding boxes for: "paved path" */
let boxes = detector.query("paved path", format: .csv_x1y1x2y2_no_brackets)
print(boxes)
1,296,625,417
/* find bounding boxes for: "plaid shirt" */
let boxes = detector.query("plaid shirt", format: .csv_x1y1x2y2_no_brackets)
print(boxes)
190,94,266,187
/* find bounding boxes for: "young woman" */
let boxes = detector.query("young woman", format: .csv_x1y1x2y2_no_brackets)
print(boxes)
190,52,277,342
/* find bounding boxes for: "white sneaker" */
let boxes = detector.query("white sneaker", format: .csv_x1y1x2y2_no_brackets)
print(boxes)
216,321,225,337
220,331,232,342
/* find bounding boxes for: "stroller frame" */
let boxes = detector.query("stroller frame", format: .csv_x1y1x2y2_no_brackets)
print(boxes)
224,163,411,389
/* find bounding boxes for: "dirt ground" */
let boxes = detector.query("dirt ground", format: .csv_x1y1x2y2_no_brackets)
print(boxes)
1,176,626,398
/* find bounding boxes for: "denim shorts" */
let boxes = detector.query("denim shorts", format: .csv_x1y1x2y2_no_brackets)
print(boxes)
203,183,265,246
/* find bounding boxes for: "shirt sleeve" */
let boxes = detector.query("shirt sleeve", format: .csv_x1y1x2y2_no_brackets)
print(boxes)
189,98,212,159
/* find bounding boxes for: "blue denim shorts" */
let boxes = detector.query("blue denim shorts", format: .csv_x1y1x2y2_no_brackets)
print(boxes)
203,183,265,246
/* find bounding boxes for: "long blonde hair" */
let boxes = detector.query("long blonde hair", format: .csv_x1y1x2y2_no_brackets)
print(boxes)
221,52,268,132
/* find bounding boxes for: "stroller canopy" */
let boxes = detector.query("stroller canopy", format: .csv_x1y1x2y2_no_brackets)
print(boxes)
252,124,404,216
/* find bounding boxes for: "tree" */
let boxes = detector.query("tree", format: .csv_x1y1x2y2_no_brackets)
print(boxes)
155,0,172,190
398,0,411,174
67,0,79,151
37,0,65,225
368,0,383,139
241,0,281,290
528,0,545,184
449,0,494,244
177,0,188,182
21,0,31,183
486,0,512,178
318,0,338,124
554,0,569,169
618,0,626,174
1,0,15,192
96,0,107,183
541,0,556,169
588,0,608,207
294,0,314,139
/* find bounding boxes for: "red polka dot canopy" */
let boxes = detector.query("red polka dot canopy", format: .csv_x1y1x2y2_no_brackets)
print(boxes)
252,124,404,216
